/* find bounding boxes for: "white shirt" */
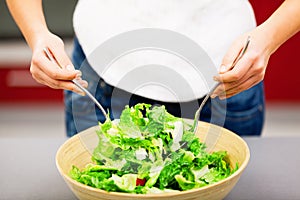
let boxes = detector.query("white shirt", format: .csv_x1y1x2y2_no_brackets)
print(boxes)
73,0,256,102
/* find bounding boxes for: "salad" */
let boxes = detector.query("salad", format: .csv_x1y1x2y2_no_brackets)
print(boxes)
70,103,237,194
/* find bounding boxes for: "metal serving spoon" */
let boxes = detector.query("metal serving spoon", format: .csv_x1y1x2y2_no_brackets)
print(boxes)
190,36,251,134
43,47,108,118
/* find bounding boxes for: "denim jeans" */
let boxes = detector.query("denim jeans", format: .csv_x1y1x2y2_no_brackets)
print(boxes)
64,38,265,137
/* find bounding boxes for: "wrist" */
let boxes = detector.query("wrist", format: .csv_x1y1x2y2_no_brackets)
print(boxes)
249,23,279,56
261,23,283,54
26,27,51,50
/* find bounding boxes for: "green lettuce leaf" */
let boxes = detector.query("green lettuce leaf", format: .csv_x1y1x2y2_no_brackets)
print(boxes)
70,103,238,194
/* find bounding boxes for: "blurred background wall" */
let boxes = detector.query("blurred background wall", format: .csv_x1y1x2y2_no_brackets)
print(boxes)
0,0,76,38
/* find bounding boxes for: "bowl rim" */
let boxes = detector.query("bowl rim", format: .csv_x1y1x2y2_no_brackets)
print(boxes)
56,121,250,197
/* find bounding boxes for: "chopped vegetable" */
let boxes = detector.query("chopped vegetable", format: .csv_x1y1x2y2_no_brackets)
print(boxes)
70,103,237,194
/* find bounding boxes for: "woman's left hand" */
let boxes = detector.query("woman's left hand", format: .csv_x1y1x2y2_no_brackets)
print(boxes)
211,27,273,99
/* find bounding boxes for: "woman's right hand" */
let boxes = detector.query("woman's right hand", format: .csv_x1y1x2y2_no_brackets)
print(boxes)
30,31,88,95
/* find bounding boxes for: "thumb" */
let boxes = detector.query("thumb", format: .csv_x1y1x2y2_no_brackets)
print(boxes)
50,45,74,69
46,45,81,78
220,38,245,74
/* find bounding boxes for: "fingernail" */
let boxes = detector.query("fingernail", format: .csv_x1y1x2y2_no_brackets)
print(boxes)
219,65,227,73
211,93,217,98
77,79,88,88
213,76,219,81
75,89,85,96
219,95,226,100
66,65,73,71
75,70,82,78
82,81,88,88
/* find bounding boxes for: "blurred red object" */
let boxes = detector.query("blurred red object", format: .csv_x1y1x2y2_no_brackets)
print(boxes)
0,66,63,103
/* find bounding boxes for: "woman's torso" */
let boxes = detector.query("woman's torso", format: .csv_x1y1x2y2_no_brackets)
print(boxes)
73,0,256,102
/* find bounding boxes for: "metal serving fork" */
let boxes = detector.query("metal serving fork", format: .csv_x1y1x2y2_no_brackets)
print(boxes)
43,47,108,119
190,36,251,134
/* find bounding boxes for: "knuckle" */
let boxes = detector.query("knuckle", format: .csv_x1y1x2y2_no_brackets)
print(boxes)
29,66,40,81
252,66,262,74
231,72,240,81
248,51,259,60
51,71,59,79
237,84,244,90
236,85,244,92
252,68,264,81
31,56,41,66
56,37,65,47
44,78,58,89
29,65,35,75
70,85,78,93
258,72,265,81
52,80,62,89
31,73,44,85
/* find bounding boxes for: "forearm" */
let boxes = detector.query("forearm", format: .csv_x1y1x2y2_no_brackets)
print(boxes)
258,0,300,54
214,0,300,99
6,0,49,50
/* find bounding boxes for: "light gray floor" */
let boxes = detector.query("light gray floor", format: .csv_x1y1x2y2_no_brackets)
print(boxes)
0,103,66,138
0,102,299,138
262,103,300,137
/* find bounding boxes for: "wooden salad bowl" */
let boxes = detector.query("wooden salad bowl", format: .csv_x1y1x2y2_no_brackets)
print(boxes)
56,121,250,200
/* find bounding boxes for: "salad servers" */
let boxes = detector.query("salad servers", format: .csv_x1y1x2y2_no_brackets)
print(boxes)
43,48,108,118
190,36,251,134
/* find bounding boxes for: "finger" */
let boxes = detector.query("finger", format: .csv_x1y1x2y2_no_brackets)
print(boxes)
212,71,253,99
31,67,85,95
214,55,265,96
219,39,244,73
218,76,260,99
32,51,79,81
46,48,84,80
222,66,264,98
212,64,264,99
65,64,83,80
74,77,89,88
210,83,226,99
213,68,252,96
43,47,82,78
47,41,73,69
214,53,254,83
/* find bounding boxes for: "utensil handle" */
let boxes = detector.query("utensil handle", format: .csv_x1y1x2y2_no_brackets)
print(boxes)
192,36,251,132
72,79,108,117
229,36,251,71
43,47,108,117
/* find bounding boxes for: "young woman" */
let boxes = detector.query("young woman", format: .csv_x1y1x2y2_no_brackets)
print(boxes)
6,0,300,136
